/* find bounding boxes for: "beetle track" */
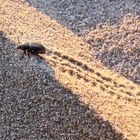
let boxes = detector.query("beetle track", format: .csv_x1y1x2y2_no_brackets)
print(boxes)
45,51,140,99
42,49,140,101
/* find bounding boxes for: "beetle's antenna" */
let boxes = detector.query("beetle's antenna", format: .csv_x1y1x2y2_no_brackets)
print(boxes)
17,36,22,47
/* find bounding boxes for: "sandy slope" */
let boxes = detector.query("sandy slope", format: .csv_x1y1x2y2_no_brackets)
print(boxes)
0,0,140,139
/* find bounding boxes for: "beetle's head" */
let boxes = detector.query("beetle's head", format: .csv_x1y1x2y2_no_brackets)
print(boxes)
17,43,30,50
17,45,22,49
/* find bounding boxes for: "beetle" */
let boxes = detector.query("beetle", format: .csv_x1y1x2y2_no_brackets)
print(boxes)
17,42,46,55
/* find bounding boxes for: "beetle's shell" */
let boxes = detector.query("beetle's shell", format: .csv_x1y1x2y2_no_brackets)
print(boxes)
29,43,46,54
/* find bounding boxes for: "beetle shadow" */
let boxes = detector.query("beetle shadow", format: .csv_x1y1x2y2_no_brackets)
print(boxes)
0,31,125,139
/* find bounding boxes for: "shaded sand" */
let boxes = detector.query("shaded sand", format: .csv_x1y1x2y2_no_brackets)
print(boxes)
85,14,140,84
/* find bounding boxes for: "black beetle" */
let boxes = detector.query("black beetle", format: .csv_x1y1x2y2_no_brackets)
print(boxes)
17,42,46,55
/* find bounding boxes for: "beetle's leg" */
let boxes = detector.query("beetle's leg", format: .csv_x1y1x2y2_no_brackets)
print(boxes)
38,55,45,60
23,50,30,58
24,50,29,56
20,50,26,60
27,51,32,57
28,52,31,57
23,49,27,55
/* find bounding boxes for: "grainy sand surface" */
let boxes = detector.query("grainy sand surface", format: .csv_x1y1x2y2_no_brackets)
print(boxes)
0,0,140,140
